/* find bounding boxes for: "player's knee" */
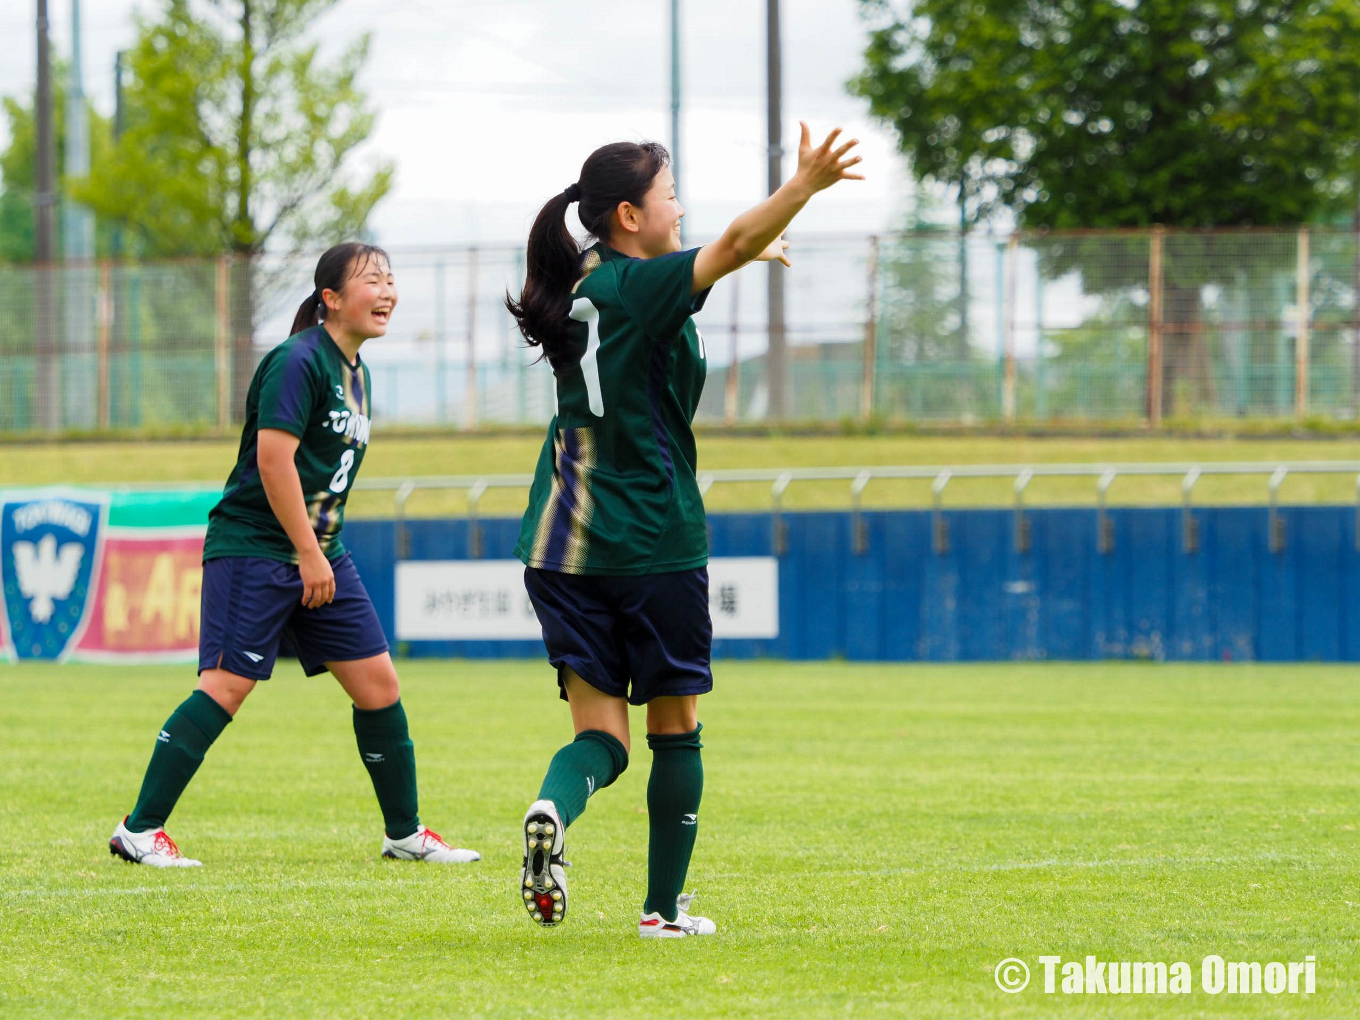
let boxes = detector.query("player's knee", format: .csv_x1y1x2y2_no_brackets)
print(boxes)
358,670,400,710
196,670,254,716
646,697,699,735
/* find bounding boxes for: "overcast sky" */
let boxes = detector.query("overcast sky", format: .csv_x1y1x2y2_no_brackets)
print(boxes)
0,0,918,246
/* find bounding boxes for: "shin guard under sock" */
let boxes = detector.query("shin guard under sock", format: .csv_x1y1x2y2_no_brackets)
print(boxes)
643,725,704,920
127,689,232,832
536,729,629,827
353,698,420,840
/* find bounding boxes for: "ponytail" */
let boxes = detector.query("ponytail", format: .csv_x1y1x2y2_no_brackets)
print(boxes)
290,242,390,339
505,190,583,359
506,141,670,363
290,289,324,337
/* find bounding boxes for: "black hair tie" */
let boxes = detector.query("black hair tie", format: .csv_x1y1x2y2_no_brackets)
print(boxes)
563,183,582,202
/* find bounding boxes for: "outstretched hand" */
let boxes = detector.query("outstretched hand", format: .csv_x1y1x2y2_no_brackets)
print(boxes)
794,122,864,194
756,235,792,267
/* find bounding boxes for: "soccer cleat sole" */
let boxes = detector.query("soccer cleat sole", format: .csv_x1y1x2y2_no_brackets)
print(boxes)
521,813,566,927
638,919,696,938
108,836,136,864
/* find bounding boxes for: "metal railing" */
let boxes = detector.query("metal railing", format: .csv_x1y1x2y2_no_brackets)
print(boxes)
345,461,1360,560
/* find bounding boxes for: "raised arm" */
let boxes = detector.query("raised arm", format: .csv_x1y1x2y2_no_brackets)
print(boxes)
691,122,863,294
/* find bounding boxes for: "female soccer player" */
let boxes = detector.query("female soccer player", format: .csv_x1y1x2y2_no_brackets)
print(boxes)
505,123,862,935
109,243,478,867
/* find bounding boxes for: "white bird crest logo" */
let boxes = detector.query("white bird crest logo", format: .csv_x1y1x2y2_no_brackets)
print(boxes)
12,534,84,624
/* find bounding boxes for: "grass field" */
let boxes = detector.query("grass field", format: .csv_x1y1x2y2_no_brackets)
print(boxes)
4,433,1360,519
2,659,1356,1018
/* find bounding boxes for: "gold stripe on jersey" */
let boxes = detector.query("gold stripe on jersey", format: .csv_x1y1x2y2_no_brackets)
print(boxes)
306,489,344,556
339,360,370,420
561,427,596,572
529,469,564,566
570,249,603,294
526,249,603,570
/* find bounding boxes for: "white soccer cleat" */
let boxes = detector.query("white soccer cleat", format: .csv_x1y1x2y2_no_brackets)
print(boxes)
382,825,480,863
108,816,202,868
521,799,568,927
638,892,717,938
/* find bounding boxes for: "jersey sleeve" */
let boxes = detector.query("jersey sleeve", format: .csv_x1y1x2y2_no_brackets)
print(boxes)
613,247,712,339
255,344,321,438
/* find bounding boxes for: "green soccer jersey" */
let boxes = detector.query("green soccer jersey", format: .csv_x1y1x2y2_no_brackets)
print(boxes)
515,243,712,575
204,325,373,564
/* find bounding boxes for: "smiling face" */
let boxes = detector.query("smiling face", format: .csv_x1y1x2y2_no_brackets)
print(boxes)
322,253,398,340
612,167,684,258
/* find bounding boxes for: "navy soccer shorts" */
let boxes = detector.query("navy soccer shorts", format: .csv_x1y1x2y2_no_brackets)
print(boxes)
198,553,389,681
523,566,714,705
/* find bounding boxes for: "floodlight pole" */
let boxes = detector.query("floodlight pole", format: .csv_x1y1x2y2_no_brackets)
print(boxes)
112,50,125,257
35,0,56,265
64,0,94,261
670,0,682,244
35,0,60,430
765,0,787,421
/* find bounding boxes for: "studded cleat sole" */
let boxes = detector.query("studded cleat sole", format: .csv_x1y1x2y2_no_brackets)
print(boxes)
521,811,566,927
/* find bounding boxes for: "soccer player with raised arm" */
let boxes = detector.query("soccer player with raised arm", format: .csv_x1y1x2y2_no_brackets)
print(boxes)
505,124,862,936
109,243,479,867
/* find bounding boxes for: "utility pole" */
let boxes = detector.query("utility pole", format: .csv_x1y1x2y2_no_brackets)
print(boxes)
670,0,682,244
765,0,786,421
112,50,125,257
64,0,94,261
35,0,60,430
64,0,97,429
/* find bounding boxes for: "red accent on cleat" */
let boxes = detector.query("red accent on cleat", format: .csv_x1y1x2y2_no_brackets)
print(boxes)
640,919,661,927
535,894,554,915
152,831,183,858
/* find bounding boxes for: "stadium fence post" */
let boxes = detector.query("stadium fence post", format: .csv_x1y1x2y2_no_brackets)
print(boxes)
1035,253,1047,420
1295,227,1310,420
435,258,446,423
1146,226,1165,425
465,247,479,430
1003,233,1018,421
725,271,740,425
215,255,231,432
97,260,111,429
861,235,879,422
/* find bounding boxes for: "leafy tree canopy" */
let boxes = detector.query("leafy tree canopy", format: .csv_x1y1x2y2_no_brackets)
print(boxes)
0,63,116,262
74,0,393,257
852,0,1360,229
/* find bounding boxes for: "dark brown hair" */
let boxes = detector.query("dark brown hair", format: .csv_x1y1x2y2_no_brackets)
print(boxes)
290,242,391,337
505,141,669,359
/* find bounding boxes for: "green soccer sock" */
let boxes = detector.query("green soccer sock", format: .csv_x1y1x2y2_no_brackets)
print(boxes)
126,689,233,832
643,725,704,921
536,729,628,827
353,699,420,841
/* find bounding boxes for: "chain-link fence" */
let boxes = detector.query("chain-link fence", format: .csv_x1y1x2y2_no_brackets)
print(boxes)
4,227,1357,433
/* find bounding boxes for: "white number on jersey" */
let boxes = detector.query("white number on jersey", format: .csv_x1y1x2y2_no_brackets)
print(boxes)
329,449,355,493
569,296,605,417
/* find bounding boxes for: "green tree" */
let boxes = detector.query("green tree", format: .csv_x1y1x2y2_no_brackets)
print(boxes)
852,0,1360,414
75,0,394,407
0,64,115,263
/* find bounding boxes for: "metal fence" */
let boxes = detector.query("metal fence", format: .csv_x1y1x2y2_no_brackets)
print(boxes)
5,226,1358,433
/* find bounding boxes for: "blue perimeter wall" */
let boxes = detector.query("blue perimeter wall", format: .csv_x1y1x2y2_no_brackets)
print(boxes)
346,506,1360,662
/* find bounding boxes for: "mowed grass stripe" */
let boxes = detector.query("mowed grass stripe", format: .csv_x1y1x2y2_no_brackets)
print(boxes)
0,660,1357,1019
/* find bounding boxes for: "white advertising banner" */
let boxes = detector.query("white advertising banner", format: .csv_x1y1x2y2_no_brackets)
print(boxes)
706,556,780,638
394,557,779,641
